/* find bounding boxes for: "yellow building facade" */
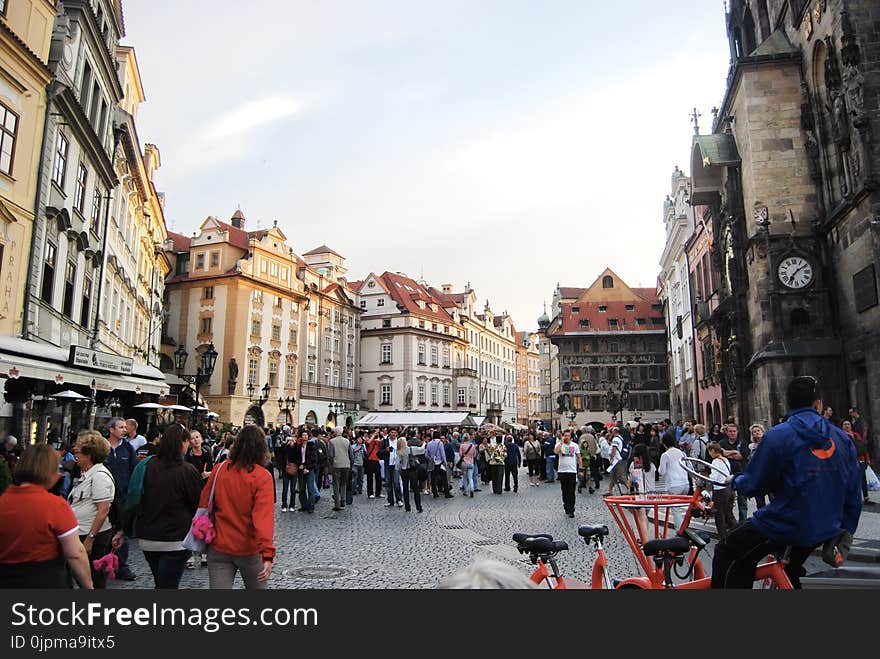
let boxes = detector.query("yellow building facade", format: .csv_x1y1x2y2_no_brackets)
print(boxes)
0,0,54,335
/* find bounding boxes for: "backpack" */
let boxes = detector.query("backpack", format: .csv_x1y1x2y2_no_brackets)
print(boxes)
619,438,633,461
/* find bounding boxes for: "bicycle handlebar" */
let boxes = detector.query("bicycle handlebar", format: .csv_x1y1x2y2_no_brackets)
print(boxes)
679,456,731,487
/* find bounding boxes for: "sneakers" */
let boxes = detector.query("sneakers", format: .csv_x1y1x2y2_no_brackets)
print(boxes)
201,558,208,567
368,495,375,499
469,492,474,498
281,506,288,512
332,506,341,512
396,501,404,507
383,502,394,507
567,512,575,518
186,559,195,569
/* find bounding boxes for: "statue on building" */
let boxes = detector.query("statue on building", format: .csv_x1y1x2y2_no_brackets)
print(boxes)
228,358,239,395
404,384,413,410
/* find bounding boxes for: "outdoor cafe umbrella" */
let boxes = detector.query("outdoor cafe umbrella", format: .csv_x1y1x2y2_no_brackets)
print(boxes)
51,390,88,442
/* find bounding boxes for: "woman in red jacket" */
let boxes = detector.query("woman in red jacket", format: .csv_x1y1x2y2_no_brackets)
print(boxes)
200,425,276,589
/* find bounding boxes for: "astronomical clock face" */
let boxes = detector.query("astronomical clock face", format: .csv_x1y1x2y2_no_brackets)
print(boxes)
777,256,814,289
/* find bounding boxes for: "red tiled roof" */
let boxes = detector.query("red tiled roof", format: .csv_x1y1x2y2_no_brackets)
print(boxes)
558,287,587,299
348,280,364,292
427,287,468,306
302,244,343,258
551,296,664,335
167,231,191,253
380,272,456,324
212,219,250,251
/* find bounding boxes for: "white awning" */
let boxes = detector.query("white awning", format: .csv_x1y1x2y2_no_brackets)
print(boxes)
354,411,477,428
0,337,169,396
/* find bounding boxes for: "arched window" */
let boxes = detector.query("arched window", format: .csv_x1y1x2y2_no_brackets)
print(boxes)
602,276,614,289
706,402,714,426
713,401,722,426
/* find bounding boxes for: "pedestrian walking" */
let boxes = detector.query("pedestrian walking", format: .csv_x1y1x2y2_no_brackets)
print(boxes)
459,435,476,498
707,442,736,542
658,434,689,529
503,435,520,492
364,431,382,499
523,433,542,487
554,430,581,517
201,425,275,589
427,432,452,498
489,438,507,495
0,444,93,589
398,437,425,513
132,424,202,588
328,427,351,512
350,433,366,495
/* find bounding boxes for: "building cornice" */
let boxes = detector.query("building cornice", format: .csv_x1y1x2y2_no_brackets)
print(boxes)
51,85,117,186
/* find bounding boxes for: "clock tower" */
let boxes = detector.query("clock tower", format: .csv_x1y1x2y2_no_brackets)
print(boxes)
690,13,844,427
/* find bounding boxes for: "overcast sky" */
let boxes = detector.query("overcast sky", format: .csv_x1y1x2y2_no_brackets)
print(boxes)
123,1,731,333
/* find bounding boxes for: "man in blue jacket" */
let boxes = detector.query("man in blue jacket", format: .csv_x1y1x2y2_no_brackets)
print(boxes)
711,376,862,588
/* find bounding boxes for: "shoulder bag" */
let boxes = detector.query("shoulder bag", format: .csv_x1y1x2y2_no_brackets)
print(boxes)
183,462,227,552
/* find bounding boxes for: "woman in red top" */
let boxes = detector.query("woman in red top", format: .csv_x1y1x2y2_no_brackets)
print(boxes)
0,444,93,588
842,420,874,505
364,431,383,499
200,425,275,589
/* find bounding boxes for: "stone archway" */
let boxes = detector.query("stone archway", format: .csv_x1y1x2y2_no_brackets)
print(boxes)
244,405,264,427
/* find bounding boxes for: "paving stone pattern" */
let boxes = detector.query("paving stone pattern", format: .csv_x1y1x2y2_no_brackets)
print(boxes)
109,468,853,589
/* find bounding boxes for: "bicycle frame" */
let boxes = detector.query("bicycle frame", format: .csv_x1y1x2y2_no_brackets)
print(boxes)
604,485,793,589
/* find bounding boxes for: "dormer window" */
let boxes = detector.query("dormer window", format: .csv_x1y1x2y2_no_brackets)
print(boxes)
377,299,385,307
598,305,607,313
625,304,635,312
571,306,580,314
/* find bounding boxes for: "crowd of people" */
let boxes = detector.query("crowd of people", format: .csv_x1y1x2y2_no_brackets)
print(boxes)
0,394,873,590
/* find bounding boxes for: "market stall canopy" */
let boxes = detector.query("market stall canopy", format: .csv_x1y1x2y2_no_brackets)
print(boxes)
508,423,528,431
354,412,477,428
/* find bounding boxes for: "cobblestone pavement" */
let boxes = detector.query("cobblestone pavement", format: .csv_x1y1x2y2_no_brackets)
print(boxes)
109,468,836,589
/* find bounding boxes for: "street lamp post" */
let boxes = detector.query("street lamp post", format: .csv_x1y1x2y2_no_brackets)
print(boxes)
605,383,630,425
278,396,296,424
174,342,218,428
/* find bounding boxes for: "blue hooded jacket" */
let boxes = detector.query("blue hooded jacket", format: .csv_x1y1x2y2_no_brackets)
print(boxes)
732,407,862,547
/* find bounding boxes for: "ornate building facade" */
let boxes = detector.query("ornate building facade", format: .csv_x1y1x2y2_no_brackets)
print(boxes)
543,269,670,426
692,0,879,432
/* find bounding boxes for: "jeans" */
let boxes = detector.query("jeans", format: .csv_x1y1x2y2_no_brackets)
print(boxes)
79,529,114,589
310,470,321,498
401,467,422,511
472,461,480,491
298,471,315,511
386,466,402,504
545,455,556,482
461,464,474,496
143,549,190,589
711,520,815,589
281,472,296,508
736,488,749,523
332,467,350,508
365,461,382,497
504,465,518,491
558,472,576,514
206,549,266,590
860,461,869,499
351,464,364,494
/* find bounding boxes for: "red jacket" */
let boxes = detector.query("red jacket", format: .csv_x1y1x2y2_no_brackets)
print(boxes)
200,462,275,561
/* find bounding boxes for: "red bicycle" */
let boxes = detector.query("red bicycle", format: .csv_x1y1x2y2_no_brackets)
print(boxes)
595,456,794,589
512,533,591,589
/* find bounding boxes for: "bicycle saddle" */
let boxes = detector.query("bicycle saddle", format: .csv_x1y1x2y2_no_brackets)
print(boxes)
523,537,568,554
578,525,609,539
642,536,691,557
512,532,553,545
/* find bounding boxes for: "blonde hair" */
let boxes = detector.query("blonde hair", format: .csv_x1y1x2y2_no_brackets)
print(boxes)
76,430,110,464
749,423,765,435
694,423,706,435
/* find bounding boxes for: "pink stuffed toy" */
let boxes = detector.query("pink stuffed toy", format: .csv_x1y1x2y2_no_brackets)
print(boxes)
92,552,119,580
191,515,216,544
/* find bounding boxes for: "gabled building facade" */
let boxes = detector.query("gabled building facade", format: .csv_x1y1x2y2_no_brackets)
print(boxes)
357,272,467,415
545,268,670,426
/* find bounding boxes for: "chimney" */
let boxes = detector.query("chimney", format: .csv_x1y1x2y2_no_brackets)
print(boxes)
231,208,245,229
442,284,452,294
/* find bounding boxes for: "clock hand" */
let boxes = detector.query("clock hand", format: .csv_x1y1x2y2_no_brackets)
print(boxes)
790,263,809,280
